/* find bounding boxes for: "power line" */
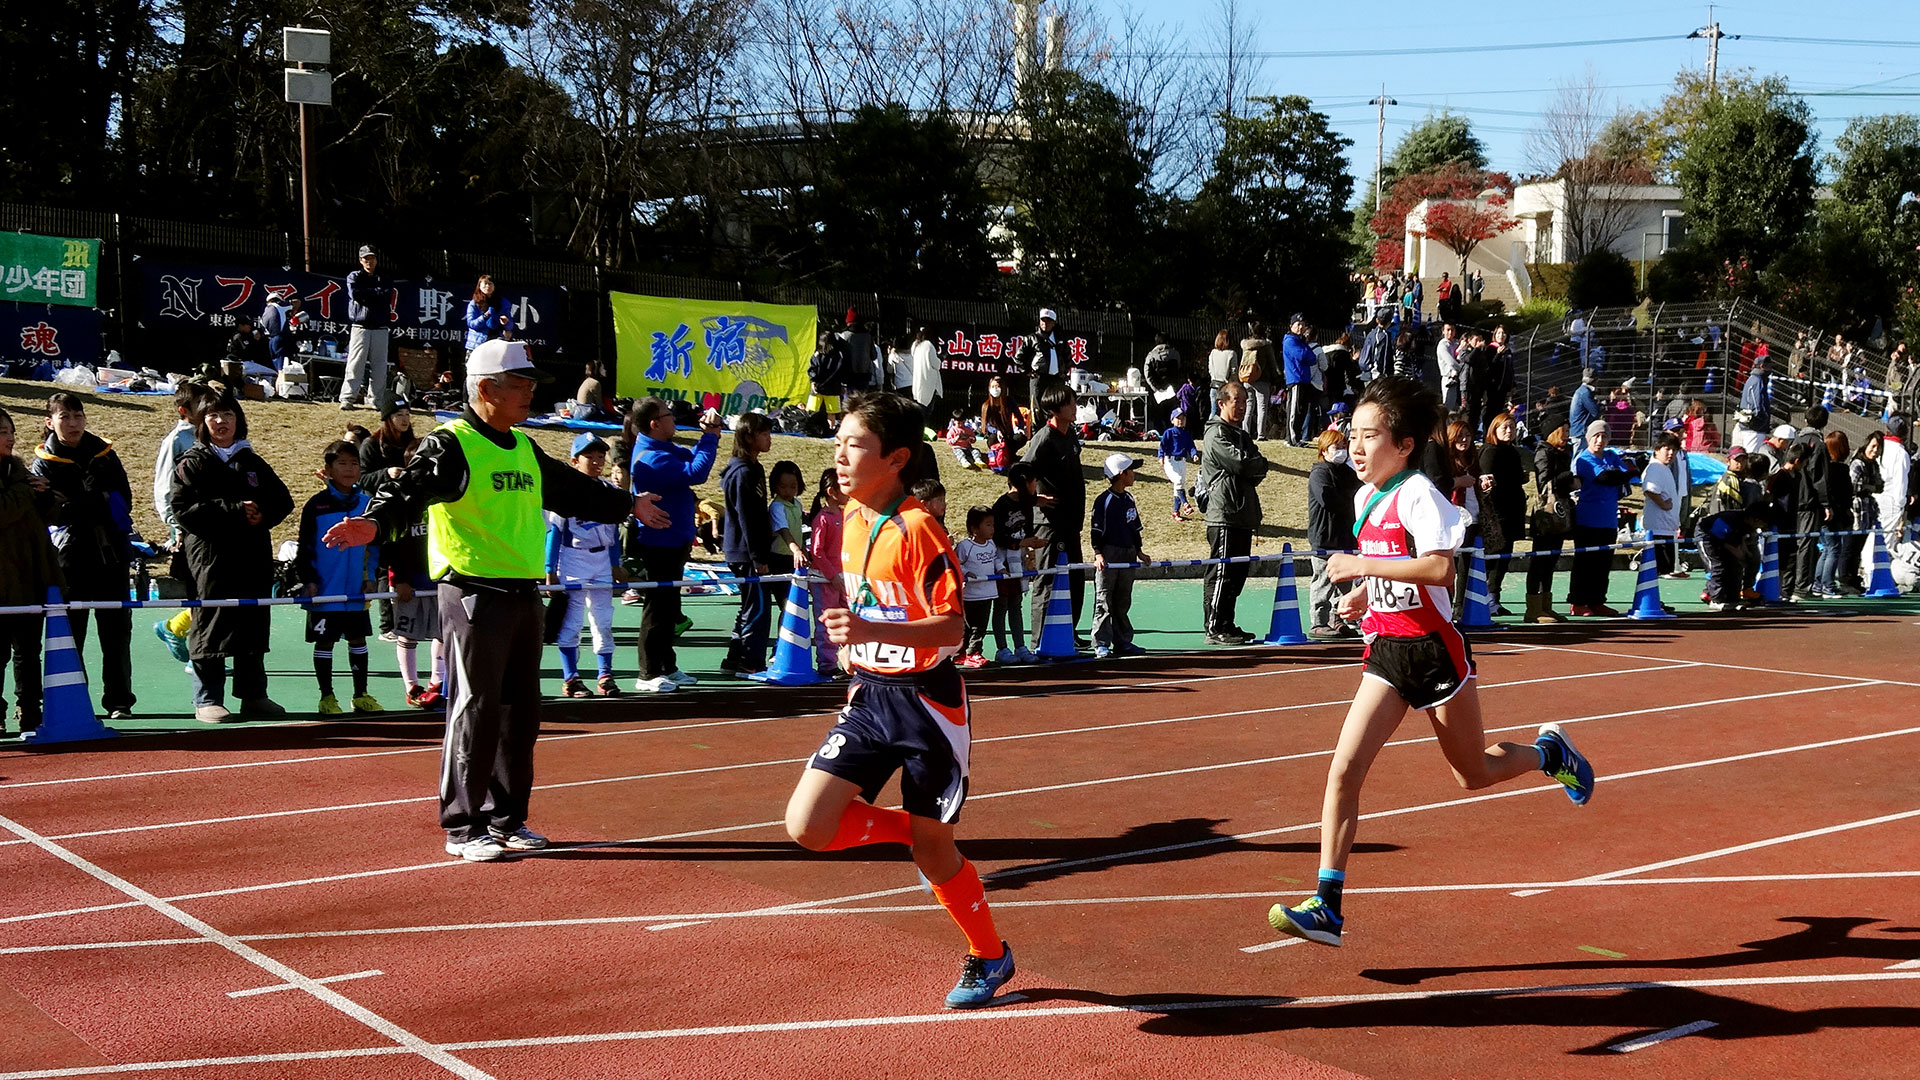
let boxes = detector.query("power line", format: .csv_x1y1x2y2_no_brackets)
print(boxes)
1745,35,1920,49
733,33,1677,61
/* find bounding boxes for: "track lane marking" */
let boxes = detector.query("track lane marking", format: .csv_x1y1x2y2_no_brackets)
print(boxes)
0,677,1889,929
0,813,494,1080
228,969,382,998
1608,1019,1718,1052
1,971,1913,1076
13,870,1920,956
0,662,1367,792
0,661,1692,849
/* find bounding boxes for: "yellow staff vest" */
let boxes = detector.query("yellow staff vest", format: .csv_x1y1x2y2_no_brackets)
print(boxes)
427,418,546,579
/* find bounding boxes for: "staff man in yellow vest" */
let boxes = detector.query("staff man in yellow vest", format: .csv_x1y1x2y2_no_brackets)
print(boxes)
324,340,668,862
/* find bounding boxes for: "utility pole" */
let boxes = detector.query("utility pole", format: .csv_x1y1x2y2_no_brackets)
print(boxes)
1370,87,1396,209
1688,6,1738,98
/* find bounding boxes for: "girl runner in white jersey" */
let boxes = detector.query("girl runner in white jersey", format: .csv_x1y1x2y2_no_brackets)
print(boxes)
1267,376,1596,948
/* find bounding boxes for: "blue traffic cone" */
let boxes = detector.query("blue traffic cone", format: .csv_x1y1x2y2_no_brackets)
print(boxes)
1263,544,1310,645
25,587,119,745
748,577,827,686
1865,527,1903,598
1628,544,1675,620
1702,370,1715,395
1458,548,1497,629
1756,532,1782,604
1034,565,1077,660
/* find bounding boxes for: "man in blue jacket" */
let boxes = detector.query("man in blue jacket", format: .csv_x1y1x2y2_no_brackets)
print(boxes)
1569,367,1601,441
1281,314,1318,446
341,245,395,411
627,397,725,690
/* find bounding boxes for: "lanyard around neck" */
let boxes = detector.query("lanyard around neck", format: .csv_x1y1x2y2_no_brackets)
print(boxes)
1355,469,1416,538
854,495,908,609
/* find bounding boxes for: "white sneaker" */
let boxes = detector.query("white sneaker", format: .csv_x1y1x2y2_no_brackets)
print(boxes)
487,825,550,851
445,835,507,862
632,676,678,693
666,670,699,687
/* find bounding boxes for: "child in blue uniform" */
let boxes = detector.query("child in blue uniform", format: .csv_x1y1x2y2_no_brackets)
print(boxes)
1157,406,1200,519
295,441,381,714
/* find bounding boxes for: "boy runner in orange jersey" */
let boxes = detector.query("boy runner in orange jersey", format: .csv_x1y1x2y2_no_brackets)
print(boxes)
783,392,1016,1009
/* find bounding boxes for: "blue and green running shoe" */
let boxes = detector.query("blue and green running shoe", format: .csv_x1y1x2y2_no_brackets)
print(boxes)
1537,723,1595,806
945,942,1016,1008
153,620,189,664
1267,895,1343,947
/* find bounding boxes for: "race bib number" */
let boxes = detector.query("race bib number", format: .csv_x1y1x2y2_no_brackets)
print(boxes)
1367,576,1422,612
848,641,916,668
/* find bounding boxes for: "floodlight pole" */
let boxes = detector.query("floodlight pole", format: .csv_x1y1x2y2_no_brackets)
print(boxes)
299,97,316,271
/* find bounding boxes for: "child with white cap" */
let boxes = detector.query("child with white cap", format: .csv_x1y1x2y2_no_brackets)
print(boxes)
546,433,627,697
1090,452,1149,658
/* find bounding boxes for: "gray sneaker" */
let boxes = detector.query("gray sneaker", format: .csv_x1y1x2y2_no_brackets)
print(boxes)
445,835,508,862
488,824,550,851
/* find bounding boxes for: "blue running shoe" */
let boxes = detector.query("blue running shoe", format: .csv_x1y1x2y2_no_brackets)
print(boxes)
1267,895,1343,947
995,648,1016,663
153,620,189,664
1537,723,1595,806
1014,647,1036,663
1121,643,1148,656
1094,645,1112,659
945,942,1016,1008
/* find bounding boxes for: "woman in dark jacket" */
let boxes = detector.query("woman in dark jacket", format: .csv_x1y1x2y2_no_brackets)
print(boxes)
1841,431,1884,592
1814,430,1854,596
1526,424,1576,623
169,387,294,722
1,406,64,734
1477,412,1529,615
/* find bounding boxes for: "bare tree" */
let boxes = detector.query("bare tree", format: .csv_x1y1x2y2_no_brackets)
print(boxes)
512,0,752,267
1526,68,1652,262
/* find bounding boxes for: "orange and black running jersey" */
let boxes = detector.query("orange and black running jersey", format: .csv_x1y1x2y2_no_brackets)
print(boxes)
839,496,963,676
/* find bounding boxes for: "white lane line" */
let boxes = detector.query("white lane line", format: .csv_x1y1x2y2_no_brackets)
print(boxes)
0,662,1367,793
1886,958,1920,970
14,870,1920,957
228,969,382,998
1608,1019,1719,1053
0,661,1690,850
0,814,494,1080
1510,889,1550,897
1,681,1892,932
3,970,1907,1078
1495,640,1920,690
1566,808,1920,886
0,1047,413,1079
1240,938,1309,953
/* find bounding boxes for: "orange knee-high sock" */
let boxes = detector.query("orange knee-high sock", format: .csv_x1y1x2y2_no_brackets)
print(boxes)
929,860,1004,959
821,803,913,850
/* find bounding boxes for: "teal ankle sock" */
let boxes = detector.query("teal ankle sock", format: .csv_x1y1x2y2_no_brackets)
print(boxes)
1316,868,1345,917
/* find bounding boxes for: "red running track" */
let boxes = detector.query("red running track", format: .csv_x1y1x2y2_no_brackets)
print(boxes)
1,614,1918,1079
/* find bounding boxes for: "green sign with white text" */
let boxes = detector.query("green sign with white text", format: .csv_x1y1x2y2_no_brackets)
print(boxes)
0,233,100,308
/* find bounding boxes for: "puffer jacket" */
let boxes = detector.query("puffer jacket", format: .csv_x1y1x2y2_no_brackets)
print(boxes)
0,456,64,606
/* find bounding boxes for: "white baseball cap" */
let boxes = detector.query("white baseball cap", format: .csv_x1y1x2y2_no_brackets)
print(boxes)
1770,424,1796,440
467,339,549,381
1103,452,1142,479
1038,308,1058,322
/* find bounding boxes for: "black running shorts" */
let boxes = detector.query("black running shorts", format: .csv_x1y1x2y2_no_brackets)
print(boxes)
1362,631,1476,710
808,662,972,823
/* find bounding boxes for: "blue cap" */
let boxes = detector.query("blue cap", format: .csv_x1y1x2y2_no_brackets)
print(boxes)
570,432,609,457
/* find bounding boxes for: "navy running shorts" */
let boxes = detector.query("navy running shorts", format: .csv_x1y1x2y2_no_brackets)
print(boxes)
808,662,972,823
1362,630,1475,710
305,609,373,644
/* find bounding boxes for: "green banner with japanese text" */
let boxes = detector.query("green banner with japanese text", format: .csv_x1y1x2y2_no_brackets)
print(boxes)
0,234,100,308
610,291,815,414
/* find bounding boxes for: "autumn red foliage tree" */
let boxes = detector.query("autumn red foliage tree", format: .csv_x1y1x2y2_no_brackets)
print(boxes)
1368,162,1515,273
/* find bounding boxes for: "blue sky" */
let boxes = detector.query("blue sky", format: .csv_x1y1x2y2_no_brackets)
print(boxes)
1116,0,1920,181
